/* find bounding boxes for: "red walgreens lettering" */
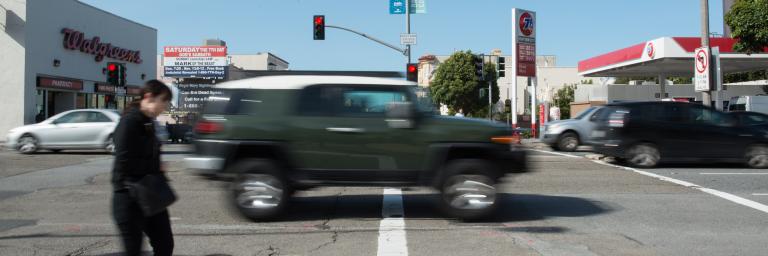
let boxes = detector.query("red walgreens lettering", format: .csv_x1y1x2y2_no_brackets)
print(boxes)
60,28,143,64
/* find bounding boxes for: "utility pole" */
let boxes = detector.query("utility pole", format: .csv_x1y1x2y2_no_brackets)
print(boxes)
406,0,411,63
701,0,712,106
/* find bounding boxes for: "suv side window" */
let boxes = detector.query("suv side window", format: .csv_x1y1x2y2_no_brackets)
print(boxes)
741,113,768,126
340,87,408,116
688,105,730,126
297,85,336,116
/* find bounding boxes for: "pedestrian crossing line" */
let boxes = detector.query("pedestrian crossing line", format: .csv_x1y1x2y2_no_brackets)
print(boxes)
377,188,408,256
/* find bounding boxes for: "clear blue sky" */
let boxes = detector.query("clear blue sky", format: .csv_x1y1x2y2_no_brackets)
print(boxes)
81,0,726,71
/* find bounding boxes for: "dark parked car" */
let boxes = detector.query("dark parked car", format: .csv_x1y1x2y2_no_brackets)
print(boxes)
185,75,528,220
589,102,768,168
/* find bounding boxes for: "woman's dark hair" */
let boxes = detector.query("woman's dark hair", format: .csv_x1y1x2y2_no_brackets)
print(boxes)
126,80,172,112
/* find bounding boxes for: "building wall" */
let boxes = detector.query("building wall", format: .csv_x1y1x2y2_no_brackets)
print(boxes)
0,0,26,136
1,0,156,135
229,53,289,71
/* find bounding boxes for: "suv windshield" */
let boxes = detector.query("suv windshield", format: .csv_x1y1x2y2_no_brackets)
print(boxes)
410,86,438,114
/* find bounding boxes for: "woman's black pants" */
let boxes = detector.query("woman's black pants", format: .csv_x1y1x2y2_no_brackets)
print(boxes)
112,190,174,256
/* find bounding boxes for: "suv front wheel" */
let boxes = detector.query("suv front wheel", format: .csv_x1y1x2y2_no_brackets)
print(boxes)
438,160,498,220
229,159,289,221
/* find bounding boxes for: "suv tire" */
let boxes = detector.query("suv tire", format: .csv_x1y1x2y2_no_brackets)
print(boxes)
556,132,579,152
626,143,660,168
438,159,498,220
745,145,768,168
229,159,289,221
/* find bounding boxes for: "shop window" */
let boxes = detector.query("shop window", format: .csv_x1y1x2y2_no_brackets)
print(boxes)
76,93,87,109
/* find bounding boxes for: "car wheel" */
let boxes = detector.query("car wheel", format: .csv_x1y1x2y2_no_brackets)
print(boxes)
439,159,498,220
626,143,660,168
230,160,289,221
556,132,579,152
104,136,115,153
745,145,768,168
17,135,39,154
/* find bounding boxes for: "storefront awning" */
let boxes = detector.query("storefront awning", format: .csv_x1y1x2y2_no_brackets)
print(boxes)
578,37,768,77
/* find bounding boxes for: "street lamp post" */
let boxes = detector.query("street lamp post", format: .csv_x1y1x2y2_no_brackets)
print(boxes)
701,0,712,106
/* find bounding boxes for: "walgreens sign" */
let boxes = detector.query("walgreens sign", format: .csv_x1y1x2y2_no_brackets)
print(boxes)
61,28,143,64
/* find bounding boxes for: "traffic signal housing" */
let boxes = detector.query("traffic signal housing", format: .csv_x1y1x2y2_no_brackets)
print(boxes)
106,62,126,86
497,57,506,77
474,55,484,81
119,65,126,87
406,63,418,82
107,62,119,85
313,15,325,40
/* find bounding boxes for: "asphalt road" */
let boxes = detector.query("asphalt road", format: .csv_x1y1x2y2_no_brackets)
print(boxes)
0,145,767,255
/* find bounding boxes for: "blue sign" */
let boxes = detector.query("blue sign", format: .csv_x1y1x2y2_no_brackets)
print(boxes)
390,0,426,14
390,0,405,14
163,66,227,80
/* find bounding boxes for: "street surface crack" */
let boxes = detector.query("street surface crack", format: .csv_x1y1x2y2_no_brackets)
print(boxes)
63,239,110,256
309,231,339,252
254,245,280,256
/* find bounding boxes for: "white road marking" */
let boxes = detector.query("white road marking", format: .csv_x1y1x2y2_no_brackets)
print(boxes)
533,149,768,215
752,193,768,196
700,173,768,175
529,149,580,158
377,188,408,256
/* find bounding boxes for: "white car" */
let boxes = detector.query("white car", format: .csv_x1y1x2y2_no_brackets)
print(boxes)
5,109,121,154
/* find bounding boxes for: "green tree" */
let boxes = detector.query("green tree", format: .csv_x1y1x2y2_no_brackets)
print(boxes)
552,84,577,119
430,51,500,116
725,0,768,54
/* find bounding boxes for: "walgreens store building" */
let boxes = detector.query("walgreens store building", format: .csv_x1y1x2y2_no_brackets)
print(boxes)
0,0,157,135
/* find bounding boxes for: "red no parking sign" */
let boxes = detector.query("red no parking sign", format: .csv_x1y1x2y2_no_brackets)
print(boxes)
694,47,711,92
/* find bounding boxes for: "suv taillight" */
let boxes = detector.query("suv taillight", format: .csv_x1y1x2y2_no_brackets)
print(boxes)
195,120,223,134
608,110,629,127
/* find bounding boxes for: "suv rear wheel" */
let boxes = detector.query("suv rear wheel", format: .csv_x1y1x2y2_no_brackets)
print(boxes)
229,159,289,221
556,132,579,152
626,143,660,168
745,145,768,168
439,160,498,220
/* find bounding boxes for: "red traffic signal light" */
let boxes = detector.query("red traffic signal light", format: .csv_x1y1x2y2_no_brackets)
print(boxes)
406,63,418,82
313,15,325,40
108,63,117,72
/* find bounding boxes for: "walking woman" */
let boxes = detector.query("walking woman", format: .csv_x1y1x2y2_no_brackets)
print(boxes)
112,80,175,255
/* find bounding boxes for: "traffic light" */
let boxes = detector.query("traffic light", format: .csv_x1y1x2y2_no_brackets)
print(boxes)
504,99,511,113
474,55,484,81
107,62,126,86
406,63,418,82
107,62,119,85
118,65,126,87
313,15,325,40
497,57,506,78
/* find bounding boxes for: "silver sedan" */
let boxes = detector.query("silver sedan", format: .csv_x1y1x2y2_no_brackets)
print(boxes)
5,109,120,154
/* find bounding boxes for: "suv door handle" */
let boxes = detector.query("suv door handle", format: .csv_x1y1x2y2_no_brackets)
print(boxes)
326,127,365,133
739,134,754,137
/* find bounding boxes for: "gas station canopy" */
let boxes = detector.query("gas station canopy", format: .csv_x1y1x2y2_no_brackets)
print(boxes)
578,37,768,77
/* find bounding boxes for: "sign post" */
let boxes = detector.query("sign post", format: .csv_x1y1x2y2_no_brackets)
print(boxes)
512,8,536,134
694,47,711,93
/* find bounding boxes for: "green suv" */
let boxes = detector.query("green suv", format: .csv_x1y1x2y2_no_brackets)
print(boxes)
185,75,527,220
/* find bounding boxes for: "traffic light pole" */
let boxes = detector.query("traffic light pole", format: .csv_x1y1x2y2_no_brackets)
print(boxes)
406,0,411,63
325,25,408,56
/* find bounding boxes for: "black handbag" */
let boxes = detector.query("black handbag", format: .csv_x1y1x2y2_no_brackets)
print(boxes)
126,173,177,216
